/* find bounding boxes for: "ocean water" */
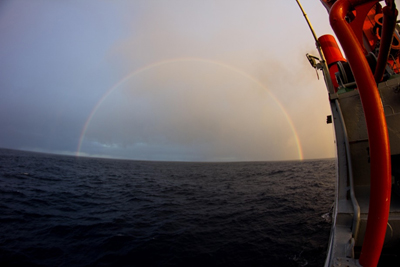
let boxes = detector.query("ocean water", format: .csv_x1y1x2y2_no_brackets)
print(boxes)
0,148,335,267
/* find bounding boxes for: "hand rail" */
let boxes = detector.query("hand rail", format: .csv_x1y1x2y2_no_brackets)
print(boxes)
374,1,398,82
334,99,361,242
329,1,392,266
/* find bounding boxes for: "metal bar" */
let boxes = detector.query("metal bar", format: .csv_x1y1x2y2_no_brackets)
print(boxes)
295,0,336,94
374,1,398,82
295,0,319,43
335,99,361,241
329,1,392,266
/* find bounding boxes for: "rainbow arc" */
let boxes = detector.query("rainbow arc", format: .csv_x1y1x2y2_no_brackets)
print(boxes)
76,58,304,160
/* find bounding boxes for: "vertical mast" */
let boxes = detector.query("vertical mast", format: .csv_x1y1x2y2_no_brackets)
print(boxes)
295,0,320,44
294,0,335,94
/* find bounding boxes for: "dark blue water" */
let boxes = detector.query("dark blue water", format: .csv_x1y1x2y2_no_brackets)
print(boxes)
0,148,335,266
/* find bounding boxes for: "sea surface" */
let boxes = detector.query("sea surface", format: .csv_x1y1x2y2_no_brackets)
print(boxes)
0,148,335,267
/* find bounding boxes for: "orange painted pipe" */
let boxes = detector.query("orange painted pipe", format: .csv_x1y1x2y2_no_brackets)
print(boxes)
330,1,392,266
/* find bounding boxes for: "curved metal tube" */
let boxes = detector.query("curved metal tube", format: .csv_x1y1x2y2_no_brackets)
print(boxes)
335,99,361,241
330,1,392,266
374,1,398,82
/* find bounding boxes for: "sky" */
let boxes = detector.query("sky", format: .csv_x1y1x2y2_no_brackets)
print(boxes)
1,0,389,162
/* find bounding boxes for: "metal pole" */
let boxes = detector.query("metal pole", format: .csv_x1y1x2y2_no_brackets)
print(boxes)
295,0,320,44
294,0,335,94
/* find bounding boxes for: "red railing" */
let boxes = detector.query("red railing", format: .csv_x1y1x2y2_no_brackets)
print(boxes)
329,0,393,266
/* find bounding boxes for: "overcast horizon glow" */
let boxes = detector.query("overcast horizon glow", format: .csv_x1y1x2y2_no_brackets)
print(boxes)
2,0,388,162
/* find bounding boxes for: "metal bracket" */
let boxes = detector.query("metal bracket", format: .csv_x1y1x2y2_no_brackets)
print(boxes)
330,93,339,100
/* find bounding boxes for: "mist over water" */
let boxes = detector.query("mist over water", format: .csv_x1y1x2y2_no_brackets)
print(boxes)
0,149,335,266
81,61,301,162
0,1,337,161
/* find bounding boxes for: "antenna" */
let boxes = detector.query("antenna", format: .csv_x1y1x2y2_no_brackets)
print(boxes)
294,0,335,94
295,0,320,45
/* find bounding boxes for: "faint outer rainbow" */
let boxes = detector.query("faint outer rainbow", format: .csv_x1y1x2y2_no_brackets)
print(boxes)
76,58,304,160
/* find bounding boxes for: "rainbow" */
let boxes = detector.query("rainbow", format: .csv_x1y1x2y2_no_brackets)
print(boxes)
76,58,304,160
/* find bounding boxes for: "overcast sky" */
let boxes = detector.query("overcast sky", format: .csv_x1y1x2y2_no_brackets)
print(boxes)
1,0,391,162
